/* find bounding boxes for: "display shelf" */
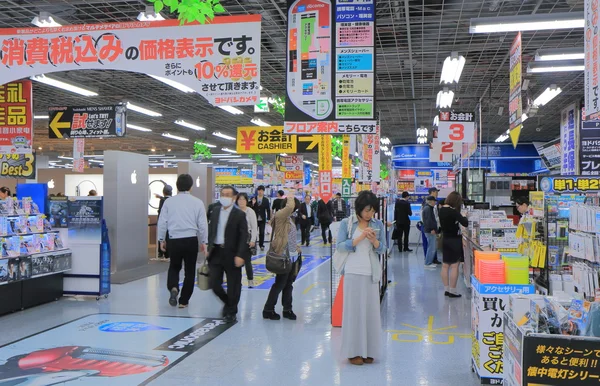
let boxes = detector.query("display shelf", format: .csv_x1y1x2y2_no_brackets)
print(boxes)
0,248,70,260
0,230,59,238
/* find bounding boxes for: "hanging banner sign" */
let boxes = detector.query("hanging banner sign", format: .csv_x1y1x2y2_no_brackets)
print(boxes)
437,111,476,143
539,176,600,193
0,80,33,154
276,154,303,173
361,133,374,183
430,139,459,162
373,128,381,182
72,138,85,173
508,32,523,149
319,135,333,171
284,0,376,134
284,120,378,135
342,135,351,178
235,126,320,154
534,138,561,171
0,16,261,106
585,0,600,120
48,105,127,139
560,103,579,175
580,120,600,175
0,154,35,179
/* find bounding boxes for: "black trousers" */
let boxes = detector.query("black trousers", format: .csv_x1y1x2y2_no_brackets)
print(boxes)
244,244,254,280
300,223,311,245
209,247,242,317
264,256,302,311
321,222,332,243
166,237,198,305
397,223,410,251
257,220,266,248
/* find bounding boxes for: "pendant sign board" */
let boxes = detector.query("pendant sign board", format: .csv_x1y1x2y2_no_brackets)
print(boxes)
429,140,459,163
437,111,476,143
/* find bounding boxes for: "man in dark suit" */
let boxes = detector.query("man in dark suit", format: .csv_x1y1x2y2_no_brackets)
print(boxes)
317,197,333,245
394,191,413,253
298,195,313,246
251,185,270,251
207,185,248,323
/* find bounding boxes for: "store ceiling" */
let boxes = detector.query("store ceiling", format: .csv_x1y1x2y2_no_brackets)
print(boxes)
0,0,585,164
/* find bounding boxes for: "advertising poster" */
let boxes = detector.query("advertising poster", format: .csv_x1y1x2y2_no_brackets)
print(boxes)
539,176,600,194
0,314,232,385
580,120,600,175
0,80,33,154
47,196,69,228
361,133,374,183
319,135,333,202
284,0,376,134
414,171,433,194
0,17,261,106
509,32,522,147
437,111,476,143
560,103,579,175
534,139,562,171
73,138,85,173
67,197,103,244
585,0,600,120
503,314,524,386
373,128,381,182
0,154,35,179
342,134,351,178
214,167,251,185
48,105,127,139
276,155,304,180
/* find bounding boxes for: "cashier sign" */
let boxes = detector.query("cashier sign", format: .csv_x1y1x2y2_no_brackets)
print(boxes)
437,112,476,143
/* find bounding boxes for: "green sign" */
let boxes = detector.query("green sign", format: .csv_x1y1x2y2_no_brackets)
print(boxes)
342,178,352,197
254,97,270,113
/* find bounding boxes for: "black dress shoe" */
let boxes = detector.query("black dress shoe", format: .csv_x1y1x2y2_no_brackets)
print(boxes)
404,248,414,252
282,310,297,320
262,310,281,320
447,292,462,298
224,314,237,323
433,260,442,265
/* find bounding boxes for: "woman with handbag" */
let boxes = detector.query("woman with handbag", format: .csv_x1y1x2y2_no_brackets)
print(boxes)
438,191,468,298
263,194,302,321
334,191,386,365
236,193,258,288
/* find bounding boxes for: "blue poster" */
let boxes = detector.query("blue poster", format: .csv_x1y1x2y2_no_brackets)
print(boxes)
67,197,103,244
336,4,375,22
304,164,312,186
256,165,264,180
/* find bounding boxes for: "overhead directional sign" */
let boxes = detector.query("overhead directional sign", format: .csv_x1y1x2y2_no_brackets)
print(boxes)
49,105,127,139
342,178,352,198
236,126,320,154
254,97,270,113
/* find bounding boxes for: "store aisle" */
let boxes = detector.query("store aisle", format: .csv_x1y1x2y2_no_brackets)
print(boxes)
0,242,480,386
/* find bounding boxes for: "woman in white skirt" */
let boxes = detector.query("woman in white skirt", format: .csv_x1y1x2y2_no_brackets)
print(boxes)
335,191,386,365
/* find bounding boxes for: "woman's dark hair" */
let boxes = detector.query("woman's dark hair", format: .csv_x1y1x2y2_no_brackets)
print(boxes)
279,197,301,212
515,197,530,206
0,187,11,196
401,191,409,198
176,174,193,192
236,192,249,205
355,191,379,218
444,191,463,211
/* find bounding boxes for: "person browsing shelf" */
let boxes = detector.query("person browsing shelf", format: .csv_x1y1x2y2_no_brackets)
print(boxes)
438,191,468,298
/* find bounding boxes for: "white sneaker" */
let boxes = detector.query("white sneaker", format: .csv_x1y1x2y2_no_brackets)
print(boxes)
425,264,437,269
248,280,255,288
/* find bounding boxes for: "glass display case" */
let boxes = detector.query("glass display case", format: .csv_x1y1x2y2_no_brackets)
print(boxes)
456,169,486,202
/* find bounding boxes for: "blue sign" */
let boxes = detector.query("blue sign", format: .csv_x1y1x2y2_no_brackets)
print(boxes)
471,275,534,295
337,53,373,71
392,145,429,161
256,165,264,180
99,322,170,333
304,164,311,186
215,167,238,176
240,169,253,179
336,4,375,22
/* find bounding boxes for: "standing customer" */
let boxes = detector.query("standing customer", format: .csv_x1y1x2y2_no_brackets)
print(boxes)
335,191,386,365
272,190,285,214
252,185,271,251
298,195,313,246
237,193,258,288
207,186,248,323
158,174,208,309
317,197,333,245
332,193,348,221
439,191,468,298
422,195,439,268
425,187,442,265
0,187,11,199
263,194,302,320
394,191,413,252
157,185,173,259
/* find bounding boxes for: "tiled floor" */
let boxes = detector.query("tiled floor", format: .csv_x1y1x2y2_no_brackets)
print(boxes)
0,237,481,386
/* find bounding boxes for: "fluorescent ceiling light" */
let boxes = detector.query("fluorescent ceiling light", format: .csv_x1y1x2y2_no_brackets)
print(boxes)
522,113,528,122
127,124,152,132
222,148,237,154
212,154,241,158
137,6,165,21
31,74,98,97
213,131,236,141
58,156,73,160
495,134,509,143
380,137,391,145
251,118,271,127
34,115,49,119
535,47,584,61
436,89,454,108
175,119,205,131
162,133,189,142
88,159,103,164
381,145,389,151
149,75,194,93
218,106,244,115
417,137,427,144
384,151,392,156
203,143,217,148
126,102,162,117
417,127,428,137
527,60,584,73
470,12,584,34
32,12,61,28
533,85,562,107
433,116,439,126
440,53,466,84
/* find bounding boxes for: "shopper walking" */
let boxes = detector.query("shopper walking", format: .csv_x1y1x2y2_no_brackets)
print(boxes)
237,192,258,288
157,185,173,259
394,191,413,252
332,193,348,221
298,195,313,246
207,186,248,323
439,191,468,298
310,196,319,231
158,174,208,309
263,194,303,320
252,185,271,251
422,195,439,269
335,191,386,365
272,190,285,214
317,197,333,245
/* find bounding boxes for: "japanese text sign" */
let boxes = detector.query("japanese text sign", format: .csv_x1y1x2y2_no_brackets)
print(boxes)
560,103,579,175
48,105,126,139
72,138,85,173
342,134,351,178
283,120,378,135
437,111,476,143
0,154,35,179
539,176,600,194
319,135,333,171
0,16,261,106
429,139,459,163
580,121,600,175
509,33,523,131
0,80,32,154
585,0,600,119
235,126,321,154
276,154,303,173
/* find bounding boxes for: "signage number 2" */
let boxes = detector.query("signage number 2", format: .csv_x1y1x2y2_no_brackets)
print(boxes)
440,142,453,161
449,123,465,141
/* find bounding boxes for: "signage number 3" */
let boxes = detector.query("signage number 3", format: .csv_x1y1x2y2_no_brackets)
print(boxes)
449,123,465,141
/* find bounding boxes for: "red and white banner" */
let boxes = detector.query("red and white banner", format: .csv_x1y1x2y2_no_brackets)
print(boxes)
0,16,261,106
0,80,33,154
429,139,459,162
373,128,381,182
72,138,85,173
437,111,476,143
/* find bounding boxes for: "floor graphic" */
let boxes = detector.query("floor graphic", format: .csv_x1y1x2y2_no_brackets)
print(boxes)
386,316,472,345
0,314,232,385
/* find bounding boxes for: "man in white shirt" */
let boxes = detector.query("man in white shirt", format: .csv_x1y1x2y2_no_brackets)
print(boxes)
158,174,208,308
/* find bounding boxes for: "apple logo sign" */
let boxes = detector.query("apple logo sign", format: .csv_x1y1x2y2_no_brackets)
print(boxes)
131,170,137,184
47,179,55,189
196,176,200,188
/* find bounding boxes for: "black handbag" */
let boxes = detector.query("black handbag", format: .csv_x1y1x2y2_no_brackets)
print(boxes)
266,244,292,275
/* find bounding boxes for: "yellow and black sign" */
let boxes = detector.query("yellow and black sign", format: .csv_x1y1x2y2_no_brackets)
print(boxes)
0,153,35,179
49,105,126,139
236,126,320,154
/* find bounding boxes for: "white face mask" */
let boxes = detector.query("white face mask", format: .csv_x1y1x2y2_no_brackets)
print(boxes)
219,197,233,207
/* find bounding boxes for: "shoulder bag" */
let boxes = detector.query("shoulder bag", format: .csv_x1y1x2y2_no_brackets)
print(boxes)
197,259,211,291
266,244,292,274
332,216,354,274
